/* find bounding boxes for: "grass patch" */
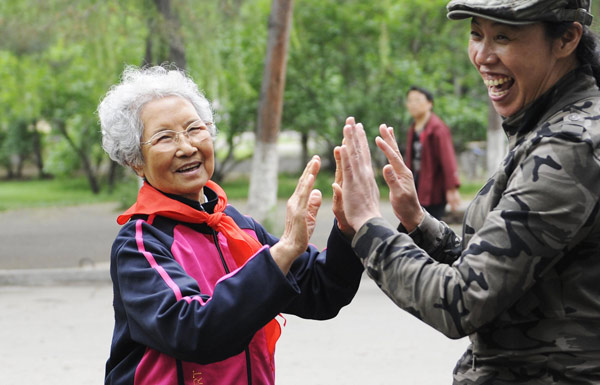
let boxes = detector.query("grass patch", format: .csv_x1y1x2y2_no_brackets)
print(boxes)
458,180,485,201
0,173,486,211
224,174,484,202
0,176,138,211
221,171,372,200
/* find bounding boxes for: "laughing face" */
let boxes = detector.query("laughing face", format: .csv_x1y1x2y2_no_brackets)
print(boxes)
135,95,215,202
468,17,571,118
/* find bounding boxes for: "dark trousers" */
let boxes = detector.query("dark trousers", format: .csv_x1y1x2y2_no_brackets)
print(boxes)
424,203,446,220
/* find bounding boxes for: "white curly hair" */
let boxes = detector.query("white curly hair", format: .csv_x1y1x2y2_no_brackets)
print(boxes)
97,65,216,168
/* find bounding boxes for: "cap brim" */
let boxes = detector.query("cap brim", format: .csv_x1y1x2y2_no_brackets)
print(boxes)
447,10,535,26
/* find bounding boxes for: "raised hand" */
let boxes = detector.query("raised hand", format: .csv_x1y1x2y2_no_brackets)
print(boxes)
375,125,424,232
270,155,322,274
337,117,382,232
332,141,355,239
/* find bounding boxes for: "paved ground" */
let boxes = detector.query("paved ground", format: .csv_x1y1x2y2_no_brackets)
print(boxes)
0,279,469,385
0,203,122,270
0,200,468,384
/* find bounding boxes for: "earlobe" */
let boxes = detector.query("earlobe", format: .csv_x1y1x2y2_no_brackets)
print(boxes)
132,165,145,179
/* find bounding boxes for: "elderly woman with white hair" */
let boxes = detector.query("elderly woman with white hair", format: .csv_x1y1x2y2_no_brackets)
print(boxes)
98,65,363,385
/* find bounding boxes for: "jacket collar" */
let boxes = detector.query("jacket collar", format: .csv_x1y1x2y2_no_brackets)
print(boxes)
503,65,598,139
164,186,219,214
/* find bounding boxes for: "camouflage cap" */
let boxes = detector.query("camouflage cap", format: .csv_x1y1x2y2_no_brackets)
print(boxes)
447,0,593,26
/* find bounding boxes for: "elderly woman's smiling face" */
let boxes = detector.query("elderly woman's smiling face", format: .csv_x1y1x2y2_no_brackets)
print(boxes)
468,17,577,117
134,95,214,202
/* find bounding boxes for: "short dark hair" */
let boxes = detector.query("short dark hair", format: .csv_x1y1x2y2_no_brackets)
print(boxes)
407,85,434,103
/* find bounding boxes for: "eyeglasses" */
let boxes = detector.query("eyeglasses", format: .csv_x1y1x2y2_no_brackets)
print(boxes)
140,120,213,147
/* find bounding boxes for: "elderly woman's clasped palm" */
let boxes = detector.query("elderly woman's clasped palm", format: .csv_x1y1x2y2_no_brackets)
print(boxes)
271,155,322,274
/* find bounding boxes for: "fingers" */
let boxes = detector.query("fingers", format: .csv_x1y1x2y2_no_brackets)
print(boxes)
293,155,321,200
348,122,371,165
289,155,322,223
333,146,343,187
332,182,342,205
307,189,322,217
376,128,409,175
299,155,320,184
382,164,400,190
337,117,383,230
378,124,401,158
331,181,343,219
341,121,372,182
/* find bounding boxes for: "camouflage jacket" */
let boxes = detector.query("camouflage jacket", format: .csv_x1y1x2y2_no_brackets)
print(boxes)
353,66,600,384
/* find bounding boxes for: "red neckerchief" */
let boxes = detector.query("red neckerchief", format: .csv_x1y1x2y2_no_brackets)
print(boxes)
118,180,281,360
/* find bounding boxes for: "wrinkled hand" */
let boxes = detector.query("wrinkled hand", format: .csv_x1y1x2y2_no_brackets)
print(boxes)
271,155,322,274
375,125,424,232
337,117,382,232
332,140,355,239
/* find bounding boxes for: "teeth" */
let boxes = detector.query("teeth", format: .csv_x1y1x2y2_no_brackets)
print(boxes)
490,89,509,97
178,164,199,172
484,77,511,87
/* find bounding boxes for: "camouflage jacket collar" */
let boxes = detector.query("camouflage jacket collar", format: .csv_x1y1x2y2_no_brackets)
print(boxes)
502,65,598,141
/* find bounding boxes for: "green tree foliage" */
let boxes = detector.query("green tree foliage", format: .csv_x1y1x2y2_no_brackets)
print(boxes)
285,0,486,171
179,0,271,181
0,0,145,190
0,0,487,190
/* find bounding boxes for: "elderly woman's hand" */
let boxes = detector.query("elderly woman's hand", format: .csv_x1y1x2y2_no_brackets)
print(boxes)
332,136,356,240
375,125,424,232
270,155,322,274
337,118,382,232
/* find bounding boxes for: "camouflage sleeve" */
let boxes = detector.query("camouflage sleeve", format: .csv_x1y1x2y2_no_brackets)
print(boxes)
402,213,462,265
352,136,600,339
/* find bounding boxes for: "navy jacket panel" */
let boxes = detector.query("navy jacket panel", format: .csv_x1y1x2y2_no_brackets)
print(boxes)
108,217,296,365
106,201,363,384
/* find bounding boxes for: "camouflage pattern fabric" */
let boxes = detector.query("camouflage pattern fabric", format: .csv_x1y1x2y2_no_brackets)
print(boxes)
352,66,600,384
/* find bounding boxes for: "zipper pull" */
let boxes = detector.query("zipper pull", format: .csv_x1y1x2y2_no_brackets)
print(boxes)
472,353,476,371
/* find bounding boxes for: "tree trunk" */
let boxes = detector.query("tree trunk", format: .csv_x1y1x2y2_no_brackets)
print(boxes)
153,0,186,69
32,128,47,178
107,160,122,191
142,0,186,69
56,120,101,194
247,0,294,223
143,21,154,66
16,154,24,179
486,99,507,176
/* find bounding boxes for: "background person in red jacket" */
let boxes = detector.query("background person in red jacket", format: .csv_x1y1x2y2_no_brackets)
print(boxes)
404,85,461,219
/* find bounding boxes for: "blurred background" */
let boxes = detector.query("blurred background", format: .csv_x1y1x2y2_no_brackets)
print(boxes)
1,0,508,213
1,0,599,211
2,1,599,384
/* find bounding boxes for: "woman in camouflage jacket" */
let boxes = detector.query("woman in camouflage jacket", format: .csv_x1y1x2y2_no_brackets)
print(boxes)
334,0,600,384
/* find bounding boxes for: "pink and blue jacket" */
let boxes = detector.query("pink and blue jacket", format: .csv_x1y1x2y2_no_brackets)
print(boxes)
104,186,363,385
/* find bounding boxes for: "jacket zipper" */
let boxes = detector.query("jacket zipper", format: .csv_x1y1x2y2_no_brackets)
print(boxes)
245,349,253,385
211,230,253,385
212,231,230,274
